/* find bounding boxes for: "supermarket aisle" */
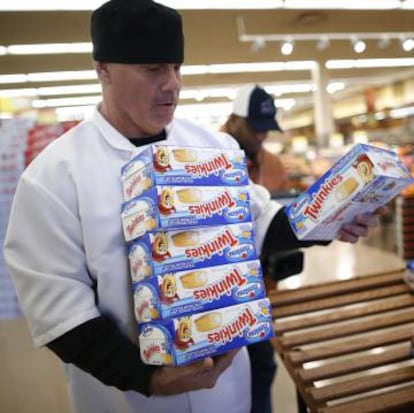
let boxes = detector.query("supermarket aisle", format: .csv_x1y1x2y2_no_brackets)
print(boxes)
0,227,404,413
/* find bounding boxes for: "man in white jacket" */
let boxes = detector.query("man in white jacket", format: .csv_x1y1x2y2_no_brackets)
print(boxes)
3,1,385,412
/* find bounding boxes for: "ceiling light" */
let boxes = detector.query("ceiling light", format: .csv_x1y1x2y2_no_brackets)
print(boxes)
32,95,101,108
0,74,28,84
281,40,294,55
0,88,37,98
352,38,366,53
37,84,102,96
402,38,414,51
27,70,97,82
326,57,414,69
0,46,7,55
0,0,285,11
284,0,404,9
326,82,345,94
2,0,414,10
7,42,92,55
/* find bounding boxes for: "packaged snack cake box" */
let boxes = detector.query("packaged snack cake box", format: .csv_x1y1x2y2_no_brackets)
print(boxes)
138,297,273,366
133,259,265,323
127,222,258,279
121,145,249,201
121,185,252,242
286,143,413,241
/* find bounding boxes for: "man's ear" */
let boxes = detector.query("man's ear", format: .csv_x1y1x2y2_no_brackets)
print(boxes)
94,61,111,83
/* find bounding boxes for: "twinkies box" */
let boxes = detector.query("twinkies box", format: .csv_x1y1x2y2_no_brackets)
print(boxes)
121,145,249,201
132,260,265,323
138,298,273,366
121,185,252,242
286,143,413,241
127,222,258,280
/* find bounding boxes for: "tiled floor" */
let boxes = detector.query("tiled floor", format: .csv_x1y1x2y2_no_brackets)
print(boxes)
0,218,405,413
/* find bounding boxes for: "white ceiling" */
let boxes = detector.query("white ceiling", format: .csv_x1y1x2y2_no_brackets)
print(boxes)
0,2,414,127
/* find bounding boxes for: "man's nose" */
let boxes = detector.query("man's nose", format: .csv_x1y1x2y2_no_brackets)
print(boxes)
163,65,181,90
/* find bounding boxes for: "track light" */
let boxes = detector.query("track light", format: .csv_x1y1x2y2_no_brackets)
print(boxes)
402,38,414,51
250,37,266,52
352,38,366,53
316,36,330,50
281,39,294,55
377,36,390,49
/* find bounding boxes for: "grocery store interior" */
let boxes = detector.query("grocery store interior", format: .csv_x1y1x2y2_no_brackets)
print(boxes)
1,1,414,412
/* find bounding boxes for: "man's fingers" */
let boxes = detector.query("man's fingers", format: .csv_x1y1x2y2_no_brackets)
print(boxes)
213,349,239,373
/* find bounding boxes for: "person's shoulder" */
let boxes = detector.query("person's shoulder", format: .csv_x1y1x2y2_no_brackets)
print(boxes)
169,118,240,150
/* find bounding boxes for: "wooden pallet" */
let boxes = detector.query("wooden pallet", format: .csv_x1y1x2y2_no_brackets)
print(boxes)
269,270,414,413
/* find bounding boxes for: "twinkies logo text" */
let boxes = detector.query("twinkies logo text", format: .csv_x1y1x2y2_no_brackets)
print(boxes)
188,191,235,218
184,154,232,177
303,175,344,221
184,229,238,260
207,307,257,345
193,268,246,302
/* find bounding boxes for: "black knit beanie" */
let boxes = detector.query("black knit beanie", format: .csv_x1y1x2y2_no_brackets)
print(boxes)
91,0,184,64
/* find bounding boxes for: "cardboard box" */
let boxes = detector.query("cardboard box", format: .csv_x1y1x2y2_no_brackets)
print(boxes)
121,145,249,201
127,222,258,280
132,260,265,323
286,143,413,240
121,185,252,242
138,298,273,366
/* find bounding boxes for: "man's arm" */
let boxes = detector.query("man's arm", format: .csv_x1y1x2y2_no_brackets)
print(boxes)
47,315,238,396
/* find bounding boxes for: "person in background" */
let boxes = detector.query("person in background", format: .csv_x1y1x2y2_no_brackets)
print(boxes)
3,1,386,413
220,84,289,194
221,84,290,413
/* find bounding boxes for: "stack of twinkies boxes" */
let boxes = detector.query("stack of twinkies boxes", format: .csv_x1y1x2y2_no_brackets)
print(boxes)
120,145,273,366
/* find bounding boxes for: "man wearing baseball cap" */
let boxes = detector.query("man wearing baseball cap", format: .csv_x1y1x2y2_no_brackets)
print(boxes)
3,1,387,413
221,84,289,193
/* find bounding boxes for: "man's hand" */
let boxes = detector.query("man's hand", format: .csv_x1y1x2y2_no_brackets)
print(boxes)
149,349,239,395
336,206,388,244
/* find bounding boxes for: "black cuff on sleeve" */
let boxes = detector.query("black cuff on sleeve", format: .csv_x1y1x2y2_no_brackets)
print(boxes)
47,316,156,396
261,207,330,257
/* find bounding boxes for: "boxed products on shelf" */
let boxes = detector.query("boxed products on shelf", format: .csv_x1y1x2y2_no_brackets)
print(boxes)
286,143,413,241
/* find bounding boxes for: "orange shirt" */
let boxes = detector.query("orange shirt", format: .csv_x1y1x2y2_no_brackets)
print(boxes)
247,148,289,193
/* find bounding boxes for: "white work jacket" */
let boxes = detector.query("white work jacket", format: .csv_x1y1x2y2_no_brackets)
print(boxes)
4,108,281,413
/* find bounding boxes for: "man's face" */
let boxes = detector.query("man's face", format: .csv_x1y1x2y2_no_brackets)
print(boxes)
230,117,268,161
103,63,182,136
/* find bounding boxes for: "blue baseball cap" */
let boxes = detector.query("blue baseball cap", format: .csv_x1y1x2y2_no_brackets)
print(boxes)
232,84,282,132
